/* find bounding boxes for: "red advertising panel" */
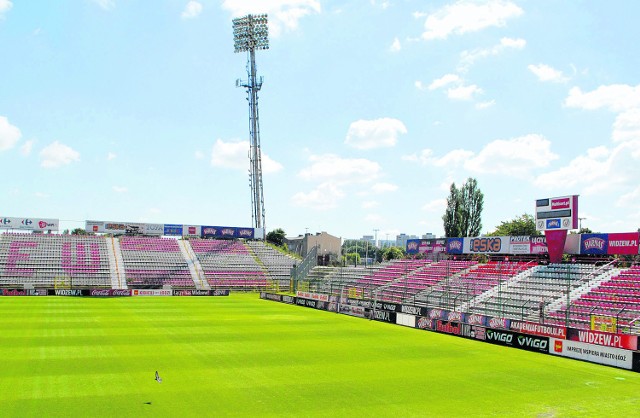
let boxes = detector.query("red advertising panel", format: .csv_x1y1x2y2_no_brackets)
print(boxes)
566,329,638,351
607,232,639,255
510,321,566,339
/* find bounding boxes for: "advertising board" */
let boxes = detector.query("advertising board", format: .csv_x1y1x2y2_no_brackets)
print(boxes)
131,289,172,296
510,321,566,339
509,236,531,254
0,216,59,232
550,338,633,370
566,328,637,351
607,232,639,255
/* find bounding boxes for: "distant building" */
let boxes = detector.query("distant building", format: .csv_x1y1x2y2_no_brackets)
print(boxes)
396,233,419,249
422,233,436,239
284,231,342,260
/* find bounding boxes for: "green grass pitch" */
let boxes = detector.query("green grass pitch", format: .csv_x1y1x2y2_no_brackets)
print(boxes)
1,294,639,417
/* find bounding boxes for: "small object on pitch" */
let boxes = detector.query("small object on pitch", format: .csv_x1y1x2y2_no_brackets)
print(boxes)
155,371,162,383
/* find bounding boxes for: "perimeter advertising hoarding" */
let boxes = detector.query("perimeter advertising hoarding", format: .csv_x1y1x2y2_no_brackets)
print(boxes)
406,239,447,255
509,236,530,254
261,292,293,303
607,232,639,255
131,289,172,296
372,310,396,323
201,226,256,239
590,315,617,333
0,216,59,232
550,338,633,370
530,236,548,254
296,291,329,302
485,329,549,353
566,328,637,351
510,321,566,339
163,224,183,236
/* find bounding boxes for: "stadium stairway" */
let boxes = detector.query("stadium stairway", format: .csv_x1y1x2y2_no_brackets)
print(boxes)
106,236,127,289
180,240,210,290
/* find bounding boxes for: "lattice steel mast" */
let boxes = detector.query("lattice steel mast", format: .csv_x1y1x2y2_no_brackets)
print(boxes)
233,14,268,231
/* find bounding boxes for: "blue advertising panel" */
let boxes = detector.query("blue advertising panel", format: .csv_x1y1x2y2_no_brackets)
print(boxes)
201,226,255,239
446,238,464,254
580,234,609,255
163,224,183,236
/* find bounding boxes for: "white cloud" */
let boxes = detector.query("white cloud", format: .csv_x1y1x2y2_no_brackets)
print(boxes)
92,0,115,10
222,0,321,37
528,63,569,83
362,200,379,209
389,37,401,52
371,182,398,193
112,186,128,193
181,1,203,19
0,116,21,151
39,141,80,168
428,74,460,90
447,84,483,100
564,84,640,112
20,140,34,156
535,140,640,196
459,37,526,70
422,198,446,212
476,100,496,109
0,0,12,17
291,182,345,210
371,0,390,9
107,152,117,161
298,154,381,182
612,108,640,143
210,139,283,174
345,118,407,150
420,0,523,41
466,134,558,176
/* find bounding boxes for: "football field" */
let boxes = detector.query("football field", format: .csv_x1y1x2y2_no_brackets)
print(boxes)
0,294,639,417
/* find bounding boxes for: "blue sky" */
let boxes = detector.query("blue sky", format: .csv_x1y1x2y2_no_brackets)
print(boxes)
1,0,640,240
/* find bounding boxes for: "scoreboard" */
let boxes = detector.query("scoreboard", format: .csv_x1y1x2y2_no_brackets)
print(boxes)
535,195,579,231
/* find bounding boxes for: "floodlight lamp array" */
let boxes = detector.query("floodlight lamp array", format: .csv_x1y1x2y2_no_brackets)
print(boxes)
232,14,269,53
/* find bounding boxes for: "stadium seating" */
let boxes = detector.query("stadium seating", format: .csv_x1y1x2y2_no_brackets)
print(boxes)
119,236,195,288
189,239,268,290
0,233,112,288
245,240,297,288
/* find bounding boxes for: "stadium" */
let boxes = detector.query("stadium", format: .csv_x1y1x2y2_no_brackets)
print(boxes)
3,4,640,418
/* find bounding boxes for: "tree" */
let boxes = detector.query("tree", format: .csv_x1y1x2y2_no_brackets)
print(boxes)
442,177,484,237
489,214,541,236
382,246,405,261
71,228,91,235
266,228,286,246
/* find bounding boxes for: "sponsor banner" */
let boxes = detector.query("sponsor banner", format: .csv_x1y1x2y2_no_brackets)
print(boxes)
339,304,367,318
416,316,436,330
143,224,164,236
515,334,549,353
163,224,183,236
295,297,327,311
296,291,329,302
260,292,281,302
581,234,608,255
372,310,396,323
396,313,416,327
467,237,509,254
447,311,465,323
485,329,516,347
465,313,488,327
210,289,230,296
86,221,146,235
183,225,201,236
607,232,639,255
1,289,29,296
447,238,464,254
530,236,548,254
342,298,373,308
281,294,295,304
487,317,511,330
49,289,86,296
376,301,400,312
406,239,447,255
462,324,486,341
0,216,59,232
551,338,633,370
567,329,637,351
428,308,449,320
201,226,255,239
591,315,617,333
435,320,462,336
173,289,213,296
509,236,531,254
89,289,132,297
131,289,172,296
633,352,640,373
510,321,566,339
399,304,426,317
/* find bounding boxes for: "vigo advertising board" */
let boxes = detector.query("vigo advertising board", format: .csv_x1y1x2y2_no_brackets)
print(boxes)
550,338,633,370
0,216,59,232
485,329,550,353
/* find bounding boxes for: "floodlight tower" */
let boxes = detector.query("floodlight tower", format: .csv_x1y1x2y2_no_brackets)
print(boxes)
233,14,269,231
